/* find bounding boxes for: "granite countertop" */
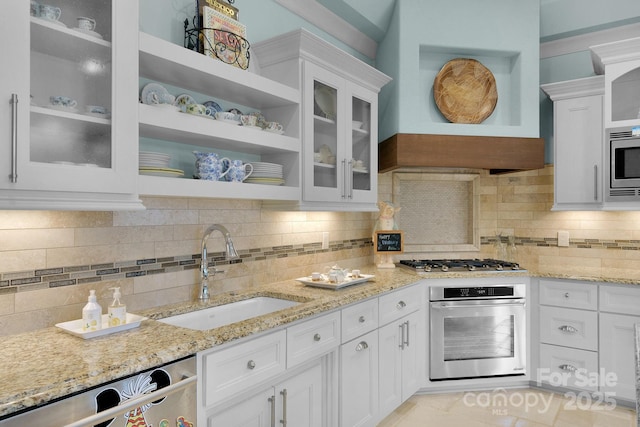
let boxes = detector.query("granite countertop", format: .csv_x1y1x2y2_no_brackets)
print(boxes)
0,266,425,418
1,267,626,419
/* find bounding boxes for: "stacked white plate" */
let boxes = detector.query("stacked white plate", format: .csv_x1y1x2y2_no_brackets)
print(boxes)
139,151,184,178
245,161,284,185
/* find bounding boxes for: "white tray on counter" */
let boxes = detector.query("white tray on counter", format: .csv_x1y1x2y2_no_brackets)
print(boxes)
55,313,147,339
297,274,374,290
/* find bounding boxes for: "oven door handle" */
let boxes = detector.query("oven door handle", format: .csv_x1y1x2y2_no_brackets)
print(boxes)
63,373,196,427
431,300,525,309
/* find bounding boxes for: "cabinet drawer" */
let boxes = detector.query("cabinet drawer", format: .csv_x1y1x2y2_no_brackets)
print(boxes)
539,279,597,310
539,343,598,391
287,311,341,368
341,298,379,343
600,284,640,316
201,330,286,408
379,284,423,326
539,305,598,351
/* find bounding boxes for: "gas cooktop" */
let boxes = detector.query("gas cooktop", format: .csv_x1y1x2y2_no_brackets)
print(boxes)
399,258,523,272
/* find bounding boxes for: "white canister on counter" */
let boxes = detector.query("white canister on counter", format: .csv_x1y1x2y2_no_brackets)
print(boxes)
108,287,127,327
82,290,102,331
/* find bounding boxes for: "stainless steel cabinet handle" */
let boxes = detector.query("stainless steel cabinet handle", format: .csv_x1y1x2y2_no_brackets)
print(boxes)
63,374,196,427
280,388,288,427
348,159,354,199
396,301,407,310
559,364,577,372
358,315,365,323
356,341,368,352
341,159,347,199
9,93,18,183
558,325,578,334
398,323,405,349
404,320,410,348
247,360,256,369
594,165,598,201
268,395,276,427
313,333,321,341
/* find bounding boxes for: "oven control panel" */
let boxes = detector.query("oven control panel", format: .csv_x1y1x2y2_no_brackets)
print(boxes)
430,283,526,301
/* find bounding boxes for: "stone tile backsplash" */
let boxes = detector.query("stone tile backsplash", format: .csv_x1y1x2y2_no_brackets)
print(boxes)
4,166,640,335
0,239,371,294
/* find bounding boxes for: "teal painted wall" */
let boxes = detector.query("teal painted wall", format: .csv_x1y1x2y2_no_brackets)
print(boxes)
376,0,540,142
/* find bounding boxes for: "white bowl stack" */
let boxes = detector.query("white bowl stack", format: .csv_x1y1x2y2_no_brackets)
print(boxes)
244,161,284,185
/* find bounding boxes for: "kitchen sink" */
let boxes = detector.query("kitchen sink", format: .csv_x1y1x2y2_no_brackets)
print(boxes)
158,296,301,331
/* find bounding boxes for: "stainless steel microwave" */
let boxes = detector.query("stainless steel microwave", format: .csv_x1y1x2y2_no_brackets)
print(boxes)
606,126,640,202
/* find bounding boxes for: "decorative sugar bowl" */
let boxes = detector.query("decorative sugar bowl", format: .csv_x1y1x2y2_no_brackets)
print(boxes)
193,151,230,181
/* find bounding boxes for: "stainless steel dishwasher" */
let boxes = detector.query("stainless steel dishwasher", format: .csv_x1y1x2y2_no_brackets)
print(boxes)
0,356,196,427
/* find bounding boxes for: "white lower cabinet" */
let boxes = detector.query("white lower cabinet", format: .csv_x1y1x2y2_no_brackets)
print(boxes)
207,361,323,427
537,279,599,391
536,279,640,404
599,313,637,400
378,310,423,419
340,329,379,427
198,282,427,427
599,284,640,401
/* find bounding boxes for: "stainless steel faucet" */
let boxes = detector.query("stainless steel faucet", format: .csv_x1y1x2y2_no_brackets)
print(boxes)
200,224,239,300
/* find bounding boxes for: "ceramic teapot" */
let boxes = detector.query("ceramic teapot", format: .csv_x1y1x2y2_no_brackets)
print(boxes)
193,151,230,181
324,264,349,283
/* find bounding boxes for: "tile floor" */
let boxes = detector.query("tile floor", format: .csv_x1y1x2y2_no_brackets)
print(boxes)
378,388,637,427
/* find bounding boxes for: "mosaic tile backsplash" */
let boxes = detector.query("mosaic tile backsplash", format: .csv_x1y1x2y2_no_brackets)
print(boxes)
0,239,371,294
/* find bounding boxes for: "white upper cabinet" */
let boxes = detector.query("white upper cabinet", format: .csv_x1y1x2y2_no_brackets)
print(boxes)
591,37,640,129
254,29,391,211
541,76,605,210
0,1,142,210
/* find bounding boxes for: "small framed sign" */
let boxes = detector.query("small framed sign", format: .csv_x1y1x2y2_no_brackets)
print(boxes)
374,230,404,254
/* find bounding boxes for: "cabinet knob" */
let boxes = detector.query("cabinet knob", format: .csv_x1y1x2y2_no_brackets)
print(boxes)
396,301,407,310
355,341,369,352
358,315,366,323
564,292,570,298
313,333,321,341
247,360,256,370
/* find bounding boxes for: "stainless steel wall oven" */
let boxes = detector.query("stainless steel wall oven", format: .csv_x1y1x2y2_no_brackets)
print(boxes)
429,283,526,380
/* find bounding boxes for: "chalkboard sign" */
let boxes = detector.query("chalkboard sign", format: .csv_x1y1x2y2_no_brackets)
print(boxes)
374,230,404,253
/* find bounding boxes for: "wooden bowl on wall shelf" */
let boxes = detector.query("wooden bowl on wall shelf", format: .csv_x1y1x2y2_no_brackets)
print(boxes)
433,58,498,124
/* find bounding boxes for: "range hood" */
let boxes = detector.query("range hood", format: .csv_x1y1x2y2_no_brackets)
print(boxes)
378,133,545,174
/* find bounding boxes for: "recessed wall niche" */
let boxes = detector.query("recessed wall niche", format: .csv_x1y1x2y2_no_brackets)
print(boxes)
392,172,479,253
419,45,522,128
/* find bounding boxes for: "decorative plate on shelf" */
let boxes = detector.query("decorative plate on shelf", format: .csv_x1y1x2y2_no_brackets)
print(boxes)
203,100,223,117
141,83,171,105
433,58,498,124
174,94,197,112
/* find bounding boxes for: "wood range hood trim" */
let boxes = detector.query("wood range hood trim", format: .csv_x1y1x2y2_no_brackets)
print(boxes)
378,133,545,174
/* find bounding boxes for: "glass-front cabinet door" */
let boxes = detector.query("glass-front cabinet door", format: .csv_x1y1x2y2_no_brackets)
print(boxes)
0,1,140,209
304,62,344,203
303,62,377,206
348,82,377,204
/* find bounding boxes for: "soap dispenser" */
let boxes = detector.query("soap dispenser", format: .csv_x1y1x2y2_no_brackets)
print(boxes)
108,287,127,327
82,290,102,331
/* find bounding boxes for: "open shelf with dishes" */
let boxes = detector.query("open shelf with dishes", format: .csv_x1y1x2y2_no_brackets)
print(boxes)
137,32,302,201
